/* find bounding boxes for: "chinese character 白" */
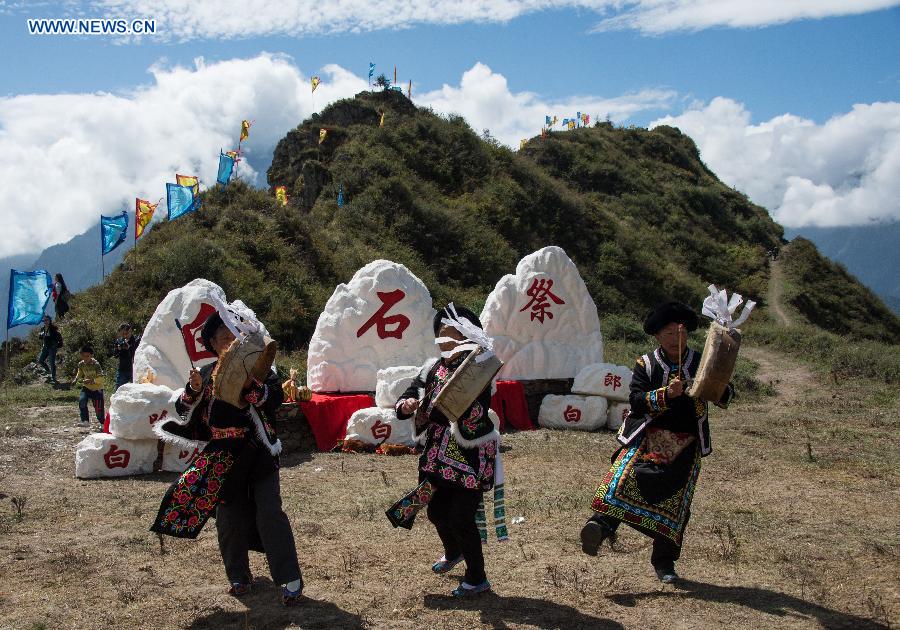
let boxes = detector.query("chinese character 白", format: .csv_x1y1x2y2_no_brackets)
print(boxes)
371,419,392,440
104,444,131,469
563,405,582,423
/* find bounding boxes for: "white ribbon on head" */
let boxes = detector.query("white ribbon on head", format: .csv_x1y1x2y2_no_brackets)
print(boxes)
434,302,496,363
206,292,262,340
701,284,755,330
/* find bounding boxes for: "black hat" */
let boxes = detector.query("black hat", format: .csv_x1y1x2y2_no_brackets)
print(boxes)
433,304,482,336
643,301,698,335
200,311,224,355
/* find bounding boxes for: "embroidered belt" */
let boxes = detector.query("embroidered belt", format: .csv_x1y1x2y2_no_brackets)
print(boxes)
211,427,247,439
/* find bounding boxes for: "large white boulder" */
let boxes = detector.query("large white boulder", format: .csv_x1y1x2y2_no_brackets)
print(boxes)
481,246,603,381
108,382,179,440
344,407,415,446
538,394,607,431
375,365,420,408
162,442,202,473
74,433,159,479
572,363,632,401
607,401,631,432
307,260,438,392
133,279,268,390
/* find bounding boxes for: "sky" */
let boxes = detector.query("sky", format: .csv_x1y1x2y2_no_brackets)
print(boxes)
1,0,899,259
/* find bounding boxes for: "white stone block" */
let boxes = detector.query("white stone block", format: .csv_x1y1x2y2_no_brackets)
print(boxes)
108,382,179,441
74,433,158,479
537,394,607,431
162,442,202,473
607,401,631,432
375,365,420,408
344,407,414,446
572,363,632,401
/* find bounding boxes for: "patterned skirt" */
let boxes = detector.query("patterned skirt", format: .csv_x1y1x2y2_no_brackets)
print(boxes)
590,436,701,546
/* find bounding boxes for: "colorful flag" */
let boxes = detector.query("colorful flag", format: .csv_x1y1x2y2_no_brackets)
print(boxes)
568,120,576,130
379,111,385,127
552,116,558,126
576,112,581,127
240,119,252,142
135,198,158,240
407,79,412,99
217,151,236,186
541,128,548,139
167,183,199,220
393,65,397,84
368,62,375,80
319,128,328,144
176,173,199,197
584,114,590,126
337,183,344,208
275,186,288,207
101,210,129,256
519,139,526,150
545,115,551,126
311,76,320,93
7,269,52,328
225,149,239,160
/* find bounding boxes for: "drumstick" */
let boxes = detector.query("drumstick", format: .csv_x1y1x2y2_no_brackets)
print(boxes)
174,318,198,371
677,324,683,380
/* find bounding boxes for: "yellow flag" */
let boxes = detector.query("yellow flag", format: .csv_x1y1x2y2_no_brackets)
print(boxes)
240,119,251,142
319,128,328,144
176,174,199,197
311,76,320,93
135,198,158,240
275,186,288,207
225,150,239,160
552,116,558,126
379,112,385,127
568,120,576,130
519,139,526,150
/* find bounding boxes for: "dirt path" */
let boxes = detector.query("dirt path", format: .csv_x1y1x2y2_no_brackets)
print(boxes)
742,345,816,397
767,248,793,327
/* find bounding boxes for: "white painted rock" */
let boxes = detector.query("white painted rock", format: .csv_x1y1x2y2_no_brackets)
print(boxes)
345,407,414,446
375,365,420,408
162,442,202,473
607,401,631,432
537,394,607,431
133,279,268,390
481,246,603,380
74,433,158,479
108,383,179,440
307,260,437,392
572,363,632,401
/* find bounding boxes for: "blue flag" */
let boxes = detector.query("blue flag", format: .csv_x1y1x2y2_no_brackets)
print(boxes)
337,183,344,208
217,152,235,185
368,62,375,79
7,269,52,328
167,182,199,220
101,211,129,255
545,115,551,126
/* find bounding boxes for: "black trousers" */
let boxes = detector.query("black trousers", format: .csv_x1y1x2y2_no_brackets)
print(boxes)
216,455,302,587
427,485,486,585
593,510,691,571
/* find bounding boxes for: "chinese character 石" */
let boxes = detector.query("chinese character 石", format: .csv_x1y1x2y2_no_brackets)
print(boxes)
563,405,582,423
371,419,392,440
104,444,131,469
604,373,622,390
356,289,411,340
519,278,565,323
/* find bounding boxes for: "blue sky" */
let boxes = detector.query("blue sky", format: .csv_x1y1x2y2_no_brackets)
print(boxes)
1,1,899,258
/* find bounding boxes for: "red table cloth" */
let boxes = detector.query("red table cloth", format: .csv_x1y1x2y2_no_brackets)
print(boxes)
491,380,534,432
299,393,375,451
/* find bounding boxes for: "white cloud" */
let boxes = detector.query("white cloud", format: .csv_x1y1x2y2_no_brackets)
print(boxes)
0,55,673,258
593,0,900,34
0,53,367,258
78,0,900,39
651,97,900,227
416,62,675,147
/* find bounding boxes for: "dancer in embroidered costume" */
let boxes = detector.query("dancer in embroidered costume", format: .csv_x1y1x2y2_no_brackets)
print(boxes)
149,311,304,606
581,301,734,583
394,305,501,598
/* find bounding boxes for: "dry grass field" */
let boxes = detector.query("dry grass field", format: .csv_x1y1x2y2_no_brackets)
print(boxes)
0,346,897,629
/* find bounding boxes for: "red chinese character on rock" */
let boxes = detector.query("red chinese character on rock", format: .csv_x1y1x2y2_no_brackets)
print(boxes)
371,419,392,440
180,302,218,362
519,278,565,323
178,447,200,461
148,409,169,426
563,405,582,423
104,444,131,469
604,373,622,391
356,289,410,340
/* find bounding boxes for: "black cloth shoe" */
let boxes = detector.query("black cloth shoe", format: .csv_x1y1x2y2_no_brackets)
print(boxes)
580,520,614,556
654,565,679,584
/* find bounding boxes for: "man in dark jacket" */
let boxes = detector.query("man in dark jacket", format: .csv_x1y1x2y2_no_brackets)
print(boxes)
111,323,140,391
37,315,63,385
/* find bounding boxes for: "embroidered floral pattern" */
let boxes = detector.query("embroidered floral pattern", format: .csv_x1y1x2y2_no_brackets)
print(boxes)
151,449,234,538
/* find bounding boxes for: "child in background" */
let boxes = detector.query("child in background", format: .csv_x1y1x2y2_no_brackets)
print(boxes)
73,345,105,428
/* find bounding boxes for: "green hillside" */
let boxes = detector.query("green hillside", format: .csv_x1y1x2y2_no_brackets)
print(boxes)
5,89,898,378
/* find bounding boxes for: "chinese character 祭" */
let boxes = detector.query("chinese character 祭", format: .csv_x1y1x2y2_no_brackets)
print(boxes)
580,301,734,584
519,278,565,323
388,304,504,598
149,307,305,606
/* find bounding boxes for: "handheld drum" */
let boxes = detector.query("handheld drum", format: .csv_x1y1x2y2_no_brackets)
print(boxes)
432,347,503,422
212,329,277,408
